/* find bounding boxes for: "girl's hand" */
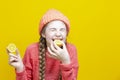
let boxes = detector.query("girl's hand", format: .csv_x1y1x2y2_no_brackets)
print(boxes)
47,41,71,64
6,48,24,72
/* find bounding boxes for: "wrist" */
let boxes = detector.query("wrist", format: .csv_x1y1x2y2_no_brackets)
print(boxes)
61,58,71,64
16,65,24,73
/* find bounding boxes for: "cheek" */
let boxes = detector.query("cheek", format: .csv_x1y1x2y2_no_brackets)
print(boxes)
45,33,53,42
62,32,67,38
45,36,52,46
62,34,67,41
46,32,53,38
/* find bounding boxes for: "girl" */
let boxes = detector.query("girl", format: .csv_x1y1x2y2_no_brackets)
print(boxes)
7,9,79,80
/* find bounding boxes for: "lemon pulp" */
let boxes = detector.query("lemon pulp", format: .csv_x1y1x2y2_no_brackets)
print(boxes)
54,40,63,47
7,43,16,53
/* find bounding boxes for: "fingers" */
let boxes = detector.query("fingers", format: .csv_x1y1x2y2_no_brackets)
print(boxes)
50,43,58,53
53,41,61,50
53,41,66,50
8,53,18,65
6,47,21,57
9,53,18,58
47,47,57,56
47,41,68,60
47,47,58,59
9,56,18,63
61,41,66,49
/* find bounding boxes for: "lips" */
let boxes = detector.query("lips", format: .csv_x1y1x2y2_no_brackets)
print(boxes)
52,37,63,41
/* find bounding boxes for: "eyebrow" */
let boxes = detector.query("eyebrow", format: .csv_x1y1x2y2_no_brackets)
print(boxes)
49,28,56,29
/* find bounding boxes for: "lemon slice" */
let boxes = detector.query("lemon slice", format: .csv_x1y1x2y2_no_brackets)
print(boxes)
7,43,17,53
54,40,63,47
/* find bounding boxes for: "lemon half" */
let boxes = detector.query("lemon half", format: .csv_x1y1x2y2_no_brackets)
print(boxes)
54,40,63,47
7,43,16,53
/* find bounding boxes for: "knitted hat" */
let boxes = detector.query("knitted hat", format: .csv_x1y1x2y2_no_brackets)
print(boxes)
39,9,70,35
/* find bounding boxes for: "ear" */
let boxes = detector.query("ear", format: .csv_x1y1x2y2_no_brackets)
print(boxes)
41,33,46,38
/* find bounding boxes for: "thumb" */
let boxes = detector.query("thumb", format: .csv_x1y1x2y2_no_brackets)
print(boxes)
62,41,66,49
6,48,10,55
16,48,21,57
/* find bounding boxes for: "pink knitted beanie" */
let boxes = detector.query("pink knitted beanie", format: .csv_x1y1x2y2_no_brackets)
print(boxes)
39,9,70,35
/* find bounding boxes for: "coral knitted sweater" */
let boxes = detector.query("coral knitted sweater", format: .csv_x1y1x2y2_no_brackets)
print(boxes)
16,42,79,80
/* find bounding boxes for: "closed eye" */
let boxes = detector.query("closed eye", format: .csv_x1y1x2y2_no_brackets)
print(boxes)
50,28,56,31
60,28,66,32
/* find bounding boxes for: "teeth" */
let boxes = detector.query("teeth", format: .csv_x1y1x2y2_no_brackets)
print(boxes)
54,39,62,40
52,38,63,41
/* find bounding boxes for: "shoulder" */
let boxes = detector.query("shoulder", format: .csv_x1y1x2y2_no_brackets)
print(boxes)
24,42,39,59
66,42,77,54
66,42,77,50
26,42,39,51
25,42,39,55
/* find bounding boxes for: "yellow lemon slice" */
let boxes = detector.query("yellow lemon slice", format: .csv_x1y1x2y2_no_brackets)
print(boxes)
54,40,63,47
7,43,16,53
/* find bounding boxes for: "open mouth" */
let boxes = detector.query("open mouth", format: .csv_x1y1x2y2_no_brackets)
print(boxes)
52,39,62,41
53,39,63,48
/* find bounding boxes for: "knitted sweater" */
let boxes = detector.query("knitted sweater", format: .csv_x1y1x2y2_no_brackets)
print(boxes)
16,42,79,80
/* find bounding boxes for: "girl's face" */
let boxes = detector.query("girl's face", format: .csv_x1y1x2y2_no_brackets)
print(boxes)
42,20,67,47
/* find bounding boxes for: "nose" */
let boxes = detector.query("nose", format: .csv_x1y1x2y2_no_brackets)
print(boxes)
55,31,62,37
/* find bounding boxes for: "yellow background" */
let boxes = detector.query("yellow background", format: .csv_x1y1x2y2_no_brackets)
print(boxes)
0,0,120,80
